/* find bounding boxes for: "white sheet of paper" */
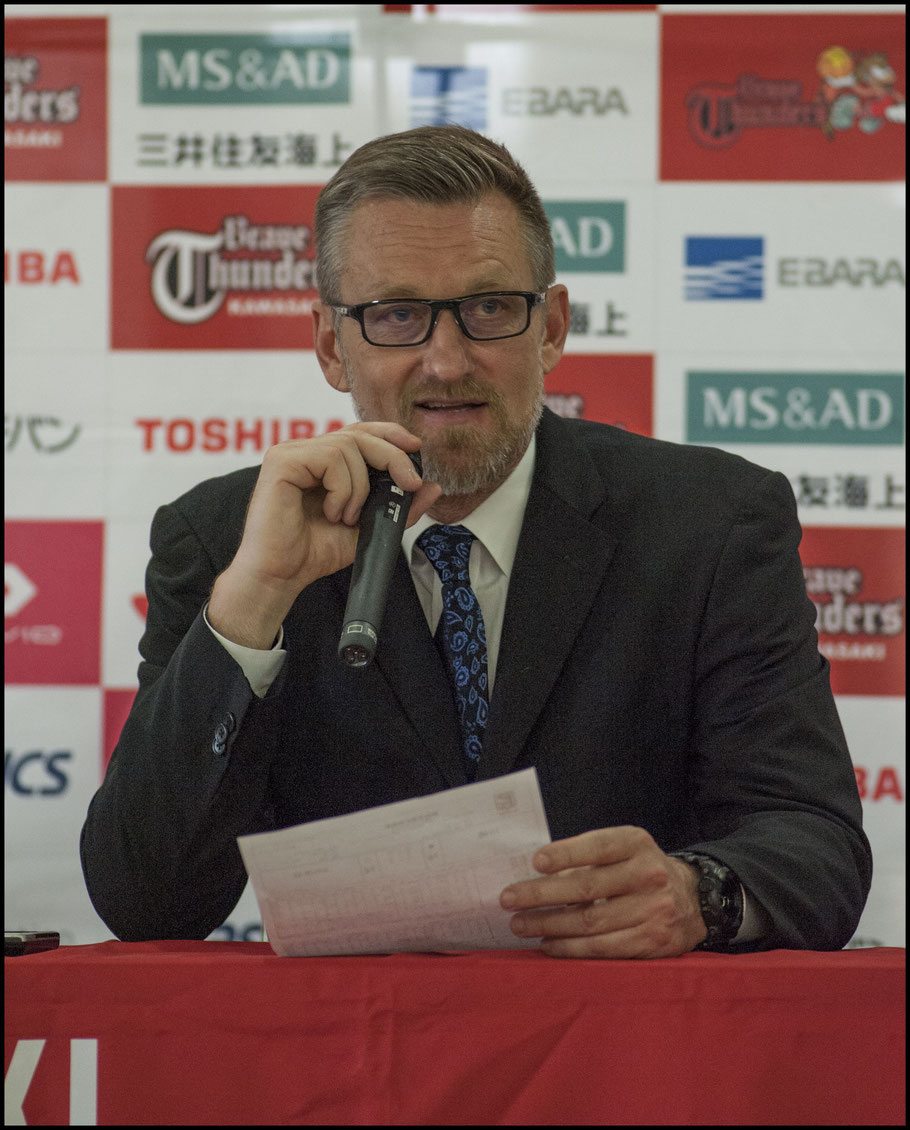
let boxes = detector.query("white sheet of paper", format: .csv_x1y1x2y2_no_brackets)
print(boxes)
237,767,552,956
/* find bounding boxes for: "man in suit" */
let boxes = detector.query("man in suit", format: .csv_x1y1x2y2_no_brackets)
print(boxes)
81,125,871,955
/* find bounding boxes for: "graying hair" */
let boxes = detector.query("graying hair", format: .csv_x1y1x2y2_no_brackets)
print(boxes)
314,125,555,304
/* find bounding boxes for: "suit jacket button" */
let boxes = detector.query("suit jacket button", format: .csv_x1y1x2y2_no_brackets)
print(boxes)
212,723,228,755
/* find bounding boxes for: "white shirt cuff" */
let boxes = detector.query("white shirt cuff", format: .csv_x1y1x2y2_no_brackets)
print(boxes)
733,885,770,945
202,603,287,699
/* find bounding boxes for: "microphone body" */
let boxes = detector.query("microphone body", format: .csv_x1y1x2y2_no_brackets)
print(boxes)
338,452,422,668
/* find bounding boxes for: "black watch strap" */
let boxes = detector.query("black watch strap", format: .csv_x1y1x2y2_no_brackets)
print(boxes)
670,852,744,950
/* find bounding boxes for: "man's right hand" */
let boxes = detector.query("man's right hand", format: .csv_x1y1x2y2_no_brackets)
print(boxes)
207,421,441,649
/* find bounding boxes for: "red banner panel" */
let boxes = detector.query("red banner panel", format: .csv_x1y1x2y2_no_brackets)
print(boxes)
5,520,104,685
545,353,653,436
111,186,322,350
800,526,905,696
661,12,906,181
4,17,107,182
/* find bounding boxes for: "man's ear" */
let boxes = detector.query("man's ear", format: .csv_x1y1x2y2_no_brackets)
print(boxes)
540,284,570,376
312,300,350,392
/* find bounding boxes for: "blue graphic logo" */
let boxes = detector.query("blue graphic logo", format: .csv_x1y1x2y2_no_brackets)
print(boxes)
410,66,487,130
685,236,764,300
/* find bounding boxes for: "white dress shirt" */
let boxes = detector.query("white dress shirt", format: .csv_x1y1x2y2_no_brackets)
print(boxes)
400,433,536,693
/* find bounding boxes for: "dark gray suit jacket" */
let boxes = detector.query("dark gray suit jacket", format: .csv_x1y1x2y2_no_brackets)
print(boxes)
81,409,871,946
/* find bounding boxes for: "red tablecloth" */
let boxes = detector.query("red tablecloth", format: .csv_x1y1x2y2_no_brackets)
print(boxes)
4,942,905,1126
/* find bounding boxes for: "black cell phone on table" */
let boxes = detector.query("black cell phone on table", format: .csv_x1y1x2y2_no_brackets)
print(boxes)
5,931,60,956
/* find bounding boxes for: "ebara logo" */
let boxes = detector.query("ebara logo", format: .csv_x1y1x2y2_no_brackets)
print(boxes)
685,236,764,300
410,67,487,130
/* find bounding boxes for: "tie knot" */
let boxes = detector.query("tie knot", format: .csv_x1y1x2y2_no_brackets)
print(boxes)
417,524,475,585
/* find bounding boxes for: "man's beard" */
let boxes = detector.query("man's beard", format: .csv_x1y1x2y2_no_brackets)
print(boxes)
342,356,544,498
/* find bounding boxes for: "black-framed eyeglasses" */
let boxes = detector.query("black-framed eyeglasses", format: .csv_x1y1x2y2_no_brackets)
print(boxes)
329,291,547,347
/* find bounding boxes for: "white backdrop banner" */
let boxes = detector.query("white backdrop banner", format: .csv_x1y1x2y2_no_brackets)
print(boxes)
4,3,905,948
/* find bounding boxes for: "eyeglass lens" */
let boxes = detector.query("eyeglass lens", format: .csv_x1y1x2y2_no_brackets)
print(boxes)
362,294,530,345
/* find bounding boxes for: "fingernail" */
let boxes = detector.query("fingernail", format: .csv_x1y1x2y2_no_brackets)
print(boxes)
500,890,516,909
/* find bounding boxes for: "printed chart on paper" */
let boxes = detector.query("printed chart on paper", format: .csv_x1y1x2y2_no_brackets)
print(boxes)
238,768,552,956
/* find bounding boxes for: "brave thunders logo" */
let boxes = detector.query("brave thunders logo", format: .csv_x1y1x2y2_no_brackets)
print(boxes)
111,185,322,350
816,47,904,138
687,46,905,149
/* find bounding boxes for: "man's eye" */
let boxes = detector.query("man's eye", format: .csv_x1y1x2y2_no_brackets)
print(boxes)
375,305,418,323
466,297,508,317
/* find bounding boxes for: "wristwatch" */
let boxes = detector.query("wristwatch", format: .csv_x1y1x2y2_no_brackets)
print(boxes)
670,852,744,950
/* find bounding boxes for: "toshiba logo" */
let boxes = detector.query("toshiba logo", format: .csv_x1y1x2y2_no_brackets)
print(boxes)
4,250,81,284
136,416,346,453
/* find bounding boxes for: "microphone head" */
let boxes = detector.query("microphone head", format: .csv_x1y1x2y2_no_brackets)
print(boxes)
339,620,377,667
341,645,371,668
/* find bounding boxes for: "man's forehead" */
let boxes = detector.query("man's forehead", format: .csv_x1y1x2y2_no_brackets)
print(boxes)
343,193,518,242
348,191,510,221
367,277,513,300
338,193,530,298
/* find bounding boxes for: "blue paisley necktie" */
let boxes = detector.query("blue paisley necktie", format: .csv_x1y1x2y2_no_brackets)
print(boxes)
417,525,489,779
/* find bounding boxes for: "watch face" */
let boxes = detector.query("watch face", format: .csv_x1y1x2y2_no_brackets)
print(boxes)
686,854,743,944
671,852,743,947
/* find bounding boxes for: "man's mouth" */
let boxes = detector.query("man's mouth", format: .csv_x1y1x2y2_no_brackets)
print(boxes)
404,382,500,434
415,399,486,412
418,402,483,411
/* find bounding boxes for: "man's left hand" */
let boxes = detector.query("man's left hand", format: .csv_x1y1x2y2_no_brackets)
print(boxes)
500,826,708,958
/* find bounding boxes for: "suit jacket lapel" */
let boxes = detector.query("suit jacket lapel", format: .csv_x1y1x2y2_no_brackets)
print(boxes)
478,411,621,781
331,555,467,789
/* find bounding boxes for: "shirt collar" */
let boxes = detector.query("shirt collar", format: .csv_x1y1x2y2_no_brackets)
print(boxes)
403,433,536,579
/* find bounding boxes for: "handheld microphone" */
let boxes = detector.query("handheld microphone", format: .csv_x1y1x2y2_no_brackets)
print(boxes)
338,451,422,668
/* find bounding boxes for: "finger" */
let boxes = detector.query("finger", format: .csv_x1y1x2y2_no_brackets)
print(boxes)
318,441,361,525
532,826,654,874
313,431,419,526
538,909,693,960
345,429,425,497
502,850,668,911
406,479,443,526
501,864,605,911
347,419,423,452
337,455,426,530
539,927,657,960
263,423,418,497
346,422,427,493
510,895,641,940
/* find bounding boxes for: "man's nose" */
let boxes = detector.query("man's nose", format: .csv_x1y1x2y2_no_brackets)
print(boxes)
420,308,471,379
